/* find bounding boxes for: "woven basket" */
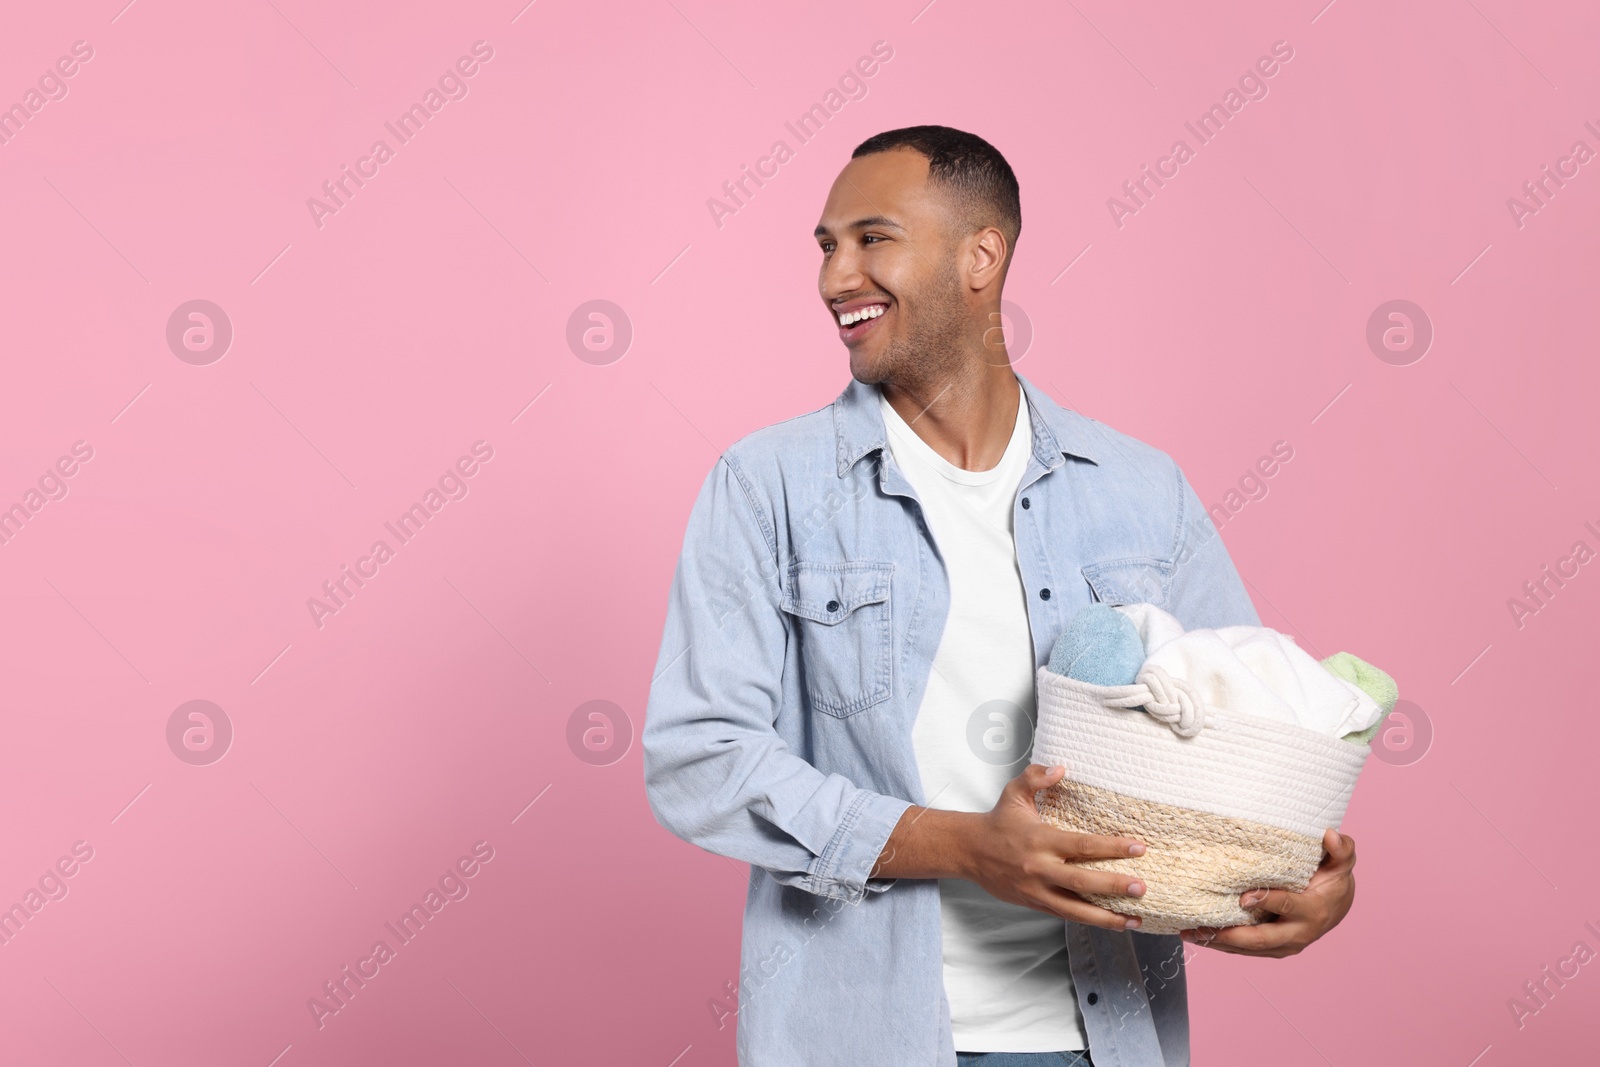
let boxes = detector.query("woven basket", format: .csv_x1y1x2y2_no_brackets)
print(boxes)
1031,664,1370,934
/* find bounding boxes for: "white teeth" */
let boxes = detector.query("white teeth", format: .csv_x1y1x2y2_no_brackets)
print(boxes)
838,305,885,326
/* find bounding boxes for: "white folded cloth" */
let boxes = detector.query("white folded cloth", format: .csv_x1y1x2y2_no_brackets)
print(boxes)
1113,603,1384,738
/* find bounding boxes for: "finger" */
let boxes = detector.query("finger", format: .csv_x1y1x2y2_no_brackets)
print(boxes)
1014,763,1068,794
1176,929,1262,956
1045,827,1148,862
1178,927,1227,950
1181,918,1302,954
1239,887,1301,919
1322,828,1356,871
1035,887,1143,932
1045,864,1147,900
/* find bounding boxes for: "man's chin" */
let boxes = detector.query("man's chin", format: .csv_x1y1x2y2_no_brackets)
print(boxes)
847,344,890,385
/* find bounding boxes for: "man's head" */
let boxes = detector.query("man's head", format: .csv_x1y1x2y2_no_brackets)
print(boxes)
814,125,1021,387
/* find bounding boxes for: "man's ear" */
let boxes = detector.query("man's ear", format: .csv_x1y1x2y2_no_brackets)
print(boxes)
965,225,1009,294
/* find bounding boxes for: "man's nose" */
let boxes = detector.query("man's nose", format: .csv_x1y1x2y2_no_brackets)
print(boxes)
820,248,865,300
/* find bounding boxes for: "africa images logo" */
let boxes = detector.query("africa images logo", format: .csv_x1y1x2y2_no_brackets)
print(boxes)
306,841,496,1029
1105,40,1295,228
306,41,495,229
705,41,895,230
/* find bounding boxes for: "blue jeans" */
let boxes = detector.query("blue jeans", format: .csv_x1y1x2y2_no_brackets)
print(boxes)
956,1052,1093,1067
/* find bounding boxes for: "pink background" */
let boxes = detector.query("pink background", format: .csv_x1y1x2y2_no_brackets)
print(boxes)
2,0,1596,1063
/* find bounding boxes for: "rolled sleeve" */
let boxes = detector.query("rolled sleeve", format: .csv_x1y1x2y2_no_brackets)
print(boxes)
813,788,914,902
642,454,913,903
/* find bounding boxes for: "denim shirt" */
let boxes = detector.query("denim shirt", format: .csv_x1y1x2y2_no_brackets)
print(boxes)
642,372,1260,1067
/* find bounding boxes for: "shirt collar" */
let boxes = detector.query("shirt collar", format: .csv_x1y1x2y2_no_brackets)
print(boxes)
833,370,1102,477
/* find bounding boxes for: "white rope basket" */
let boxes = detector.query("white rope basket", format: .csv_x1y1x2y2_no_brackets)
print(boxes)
1031,664,1370,934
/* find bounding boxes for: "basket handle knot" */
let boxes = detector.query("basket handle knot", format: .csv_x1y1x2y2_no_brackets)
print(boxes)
1103,664,1207,738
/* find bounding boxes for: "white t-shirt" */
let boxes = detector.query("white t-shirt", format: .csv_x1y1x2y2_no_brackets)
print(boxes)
879,385,1087,1053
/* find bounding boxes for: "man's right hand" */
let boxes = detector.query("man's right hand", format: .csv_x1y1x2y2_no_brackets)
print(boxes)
872,763,1149,932
964,763,1149,930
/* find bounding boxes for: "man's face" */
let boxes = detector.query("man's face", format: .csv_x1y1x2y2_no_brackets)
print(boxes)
814,148,969,386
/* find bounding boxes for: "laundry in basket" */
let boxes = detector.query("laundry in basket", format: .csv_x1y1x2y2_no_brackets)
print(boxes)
1031,603,1397,934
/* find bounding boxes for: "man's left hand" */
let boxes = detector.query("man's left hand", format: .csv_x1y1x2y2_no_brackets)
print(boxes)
1177,828,1355,957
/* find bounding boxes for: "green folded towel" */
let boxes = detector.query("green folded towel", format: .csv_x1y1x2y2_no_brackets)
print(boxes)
1321,651,1399,746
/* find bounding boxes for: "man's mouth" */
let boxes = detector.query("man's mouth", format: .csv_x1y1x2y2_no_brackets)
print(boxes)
835,302,889,342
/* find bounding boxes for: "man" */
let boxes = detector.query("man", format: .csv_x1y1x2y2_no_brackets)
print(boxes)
642,126,1357,1067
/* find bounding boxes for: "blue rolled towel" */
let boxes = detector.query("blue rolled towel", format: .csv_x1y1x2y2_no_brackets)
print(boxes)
1047,603,1145,686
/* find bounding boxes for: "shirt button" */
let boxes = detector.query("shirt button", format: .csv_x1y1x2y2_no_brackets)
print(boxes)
1087,992,1099,1005
826,599,840,612
1040,588,1052,600
1020,496,1031,510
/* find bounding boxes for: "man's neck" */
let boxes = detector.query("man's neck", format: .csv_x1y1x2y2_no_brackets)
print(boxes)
880,359,1021,473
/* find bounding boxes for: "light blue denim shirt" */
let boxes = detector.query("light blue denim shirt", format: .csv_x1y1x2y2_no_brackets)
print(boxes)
643,372,1260,1067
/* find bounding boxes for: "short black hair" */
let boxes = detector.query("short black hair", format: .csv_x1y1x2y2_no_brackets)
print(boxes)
851,125,1021,260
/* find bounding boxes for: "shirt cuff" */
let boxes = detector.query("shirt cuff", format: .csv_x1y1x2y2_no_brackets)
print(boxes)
817,789,915,904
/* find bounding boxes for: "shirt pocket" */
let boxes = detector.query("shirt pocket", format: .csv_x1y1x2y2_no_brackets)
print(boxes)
1080,556,1172,607
780,560,894,718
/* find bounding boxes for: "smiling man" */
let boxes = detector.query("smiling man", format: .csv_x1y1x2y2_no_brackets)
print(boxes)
643,126,1357,1067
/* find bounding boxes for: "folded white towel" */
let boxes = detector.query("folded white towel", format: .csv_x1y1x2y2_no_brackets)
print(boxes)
1113,603,1384,738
